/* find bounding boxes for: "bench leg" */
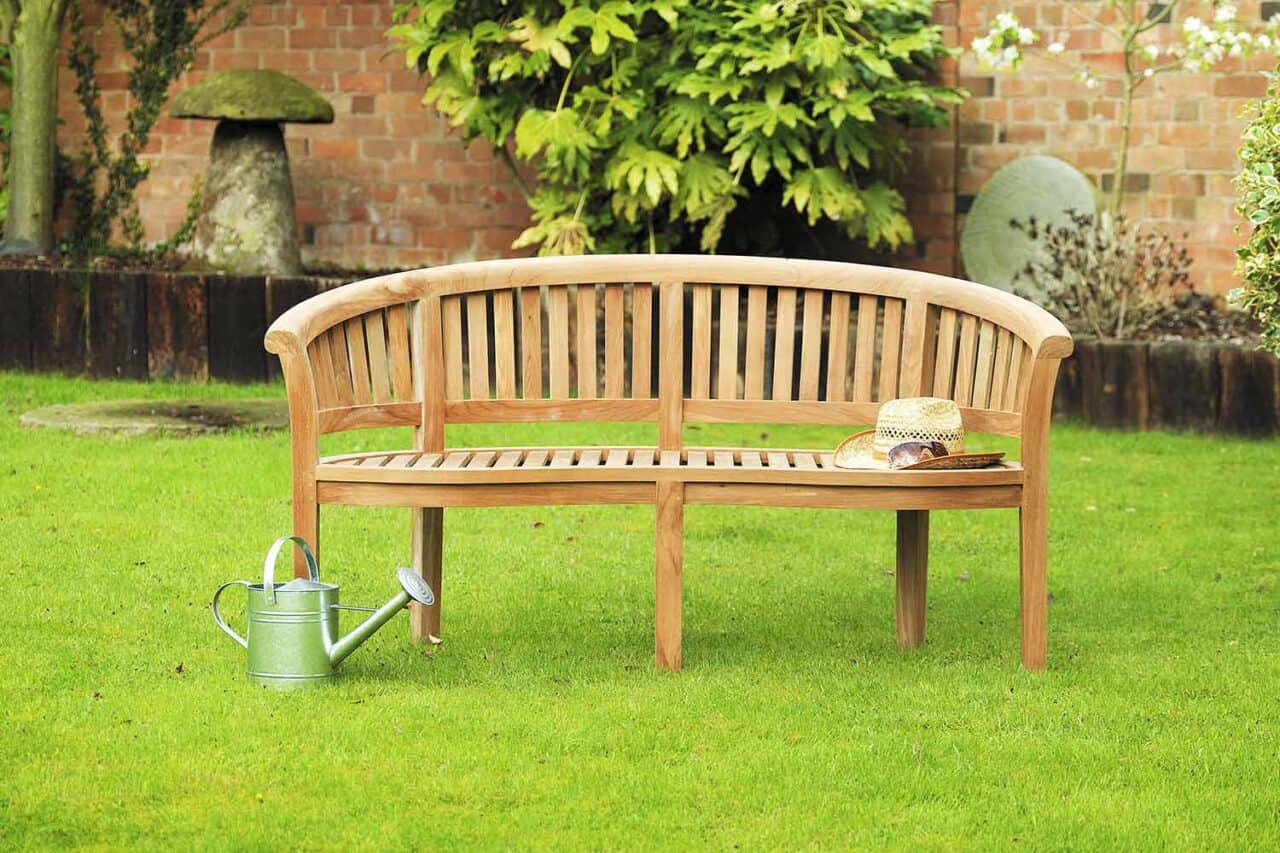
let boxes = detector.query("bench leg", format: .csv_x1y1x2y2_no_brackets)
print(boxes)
1019,501,1048,670
410,507,444,644
293,490,319,578
895,509,929,648
655,481,684,671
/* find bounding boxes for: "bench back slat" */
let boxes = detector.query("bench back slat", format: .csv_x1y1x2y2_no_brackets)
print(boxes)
363,309,392,404
658,281,683,448
879,297,906,400
576,284,598,399
631,284,654,399
931,307,959,399
387,303,414,400
690,284,713,399
343,316,373,405
716,285,739,400
604,284,626,397
520,287,543,399
309,331,338,408
825,291,851,402
953,313,979,406
971,319,997,409
743,286,768,400
493,290,517,399
852,294,878,402
772,287,797,401
798,289,824,401
442,296,465,399
547,286,571,398
465,293,490,399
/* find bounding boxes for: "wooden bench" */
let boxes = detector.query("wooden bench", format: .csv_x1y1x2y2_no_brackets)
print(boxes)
265,255,1072,670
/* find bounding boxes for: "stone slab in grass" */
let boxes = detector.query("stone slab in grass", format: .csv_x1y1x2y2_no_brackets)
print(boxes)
20,399,288,436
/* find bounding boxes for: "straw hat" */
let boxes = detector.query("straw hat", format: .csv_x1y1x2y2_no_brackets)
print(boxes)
833,397,1005,470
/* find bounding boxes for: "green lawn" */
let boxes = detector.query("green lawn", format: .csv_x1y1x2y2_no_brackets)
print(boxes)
1,372,1277,849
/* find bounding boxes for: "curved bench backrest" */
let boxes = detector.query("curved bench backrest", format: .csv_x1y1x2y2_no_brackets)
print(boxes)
266,256,1072,449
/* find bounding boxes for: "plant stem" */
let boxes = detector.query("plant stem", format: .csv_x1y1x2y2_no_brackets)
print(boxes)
555,52,585,112
498,145,532,201
1111,2,1140,215
1112,78,1136,215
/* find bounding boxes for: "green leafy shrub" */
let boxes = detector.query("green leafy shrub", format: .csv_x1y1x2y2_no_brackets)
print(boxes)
1235,70,1280,355
389,0,961,255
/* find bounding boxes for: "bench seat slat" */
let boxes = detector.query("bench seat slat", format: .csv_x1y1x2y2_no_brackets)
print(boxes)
441,452,471,469
466,451,496,469
385,453,420,469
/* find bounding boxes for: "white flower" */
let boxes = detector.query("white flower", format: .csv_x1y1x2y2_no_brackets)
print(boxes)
971,35,992,53
1143,43,1160,61
1144,67,1154,77
1183,16,1203,33
995,11,1018,30
1047,41,1065,55
1215,3,1237,24
1085,77,1099,89
1258,34,1273,50
1017,27,1036,45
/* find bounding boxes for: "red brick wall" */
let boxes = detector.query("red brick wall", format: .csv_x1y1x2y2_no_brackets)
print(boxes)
60,0,529,271
952,0,1273,294
55,0,1270,292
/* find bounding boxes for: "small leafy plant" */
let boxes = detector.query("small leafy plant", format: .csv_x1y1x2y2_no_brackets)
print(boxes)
1234,68,1280,354
389,0,962,255
1012,210,1192,340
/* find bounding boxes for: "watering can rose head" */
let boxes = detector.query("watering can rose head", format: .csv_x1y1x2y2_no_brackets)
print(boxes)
212,536,434,689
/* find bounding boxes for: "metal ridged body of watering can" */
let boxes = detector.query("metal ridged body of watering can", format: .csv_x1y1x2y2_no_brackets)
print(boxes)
212,536,435,689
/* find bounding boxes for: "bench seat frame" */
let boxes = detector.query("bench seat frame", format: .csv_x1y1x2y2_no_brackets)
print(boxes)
266,255,1072,671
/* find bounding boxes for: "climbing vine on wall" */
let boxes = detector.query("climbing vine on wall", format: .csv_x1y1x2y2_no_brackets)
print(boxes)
65,0,246,259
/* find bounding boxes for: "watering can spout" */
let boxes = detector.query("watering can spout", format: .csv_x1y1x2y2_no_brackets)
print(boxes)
328,569,435,665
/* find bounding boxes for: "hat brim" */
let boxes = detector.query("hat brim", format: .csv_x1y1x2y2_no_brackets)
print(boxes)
833,430,1006,471
832,430,888,469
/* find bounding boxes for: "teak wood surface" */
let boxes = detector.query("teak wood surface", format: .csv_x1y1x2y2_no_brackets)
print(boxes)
267,255,1072,672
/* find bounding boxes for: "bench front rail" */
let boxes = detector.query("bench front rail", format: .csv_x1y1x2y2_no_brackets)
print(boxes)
266,255,1072,670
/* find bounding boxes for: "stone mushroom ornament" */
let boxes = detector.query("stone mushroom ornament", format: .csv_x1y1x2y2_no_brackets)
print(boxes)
169,70,333,276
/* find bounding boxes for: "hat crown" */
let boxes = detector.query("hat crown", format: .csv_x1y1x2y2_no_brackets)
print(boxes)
873,397,965,457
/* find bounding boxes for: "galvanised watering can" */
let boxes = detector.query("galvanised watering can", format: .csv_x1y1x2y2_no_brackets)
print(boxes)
211,536,434,689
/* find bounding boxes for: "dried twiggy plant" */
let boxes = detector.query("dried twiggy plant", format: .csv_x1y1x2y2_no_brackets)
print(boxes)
1012,210,1192,340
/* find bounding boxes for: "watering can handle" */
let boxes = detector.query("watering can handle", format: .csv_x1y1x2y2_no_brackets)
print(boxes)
262,535,319,605
211,581,250,649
